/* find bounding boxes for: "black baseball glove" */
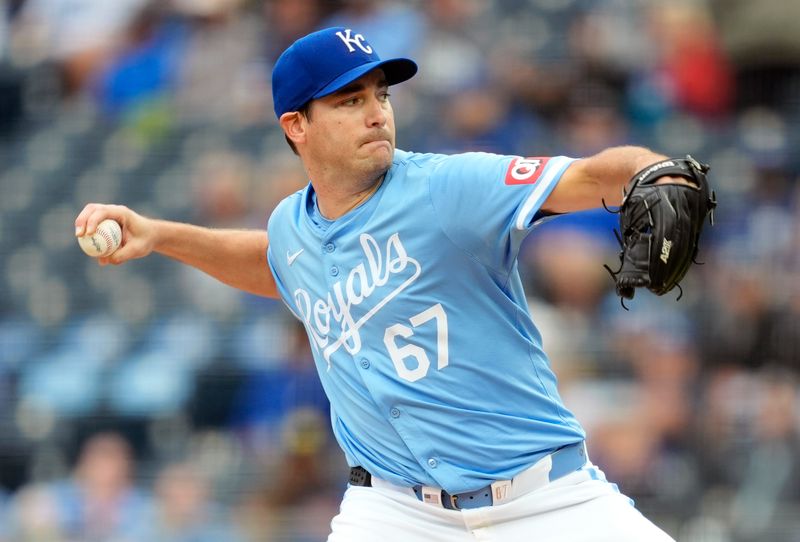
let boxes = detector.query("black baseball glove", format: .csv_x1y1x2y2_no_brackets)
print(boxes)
605,155,716,305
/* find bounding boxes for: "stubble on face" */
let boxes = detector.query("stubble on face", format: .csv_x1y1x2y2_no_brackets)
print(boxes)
354,127,394,177
306,70,396,188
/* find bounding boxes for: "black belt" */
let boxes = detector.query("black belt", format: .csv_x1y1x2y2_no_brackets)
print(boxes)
348,441,587,510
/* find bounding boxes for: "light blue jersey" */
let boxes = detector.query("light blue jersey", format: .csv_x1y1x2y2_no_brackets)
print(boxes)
267,149,585,494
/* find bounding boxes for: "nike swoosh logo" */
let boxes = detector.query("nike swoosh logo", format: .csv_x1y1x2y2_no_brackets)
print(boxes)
287,248,304,265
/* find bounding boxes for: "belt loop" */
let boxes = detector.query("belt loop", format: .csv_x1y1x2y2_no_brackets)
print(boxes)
348,466,372,486
490,479,512,504
448,493,460,510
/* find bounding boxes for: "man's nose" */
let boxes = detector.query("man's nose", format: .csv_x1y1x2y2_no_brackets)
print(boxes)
365,97,387,127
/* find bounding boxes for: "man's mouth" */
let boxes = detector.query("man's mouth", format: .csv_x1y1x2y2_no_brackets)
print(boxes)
361,133,392,147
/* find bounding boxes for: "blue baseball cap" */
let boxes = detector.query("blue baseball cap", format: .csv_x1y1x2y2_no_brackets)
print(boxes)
272,27,418,118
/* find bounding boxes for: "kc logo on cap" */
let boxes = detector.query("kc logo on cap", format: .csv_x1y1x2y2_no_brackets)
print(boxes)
335,29,373,54
272,27,418,118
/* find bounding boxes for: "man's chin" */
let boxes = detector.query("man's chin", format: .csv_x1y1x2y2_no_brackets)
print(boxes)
358,158,392,183
359,142,393,166
361,140,394,155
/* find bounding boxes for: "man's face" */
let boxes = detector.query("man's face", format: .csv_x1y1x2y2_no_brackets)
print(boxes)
303,69,396,181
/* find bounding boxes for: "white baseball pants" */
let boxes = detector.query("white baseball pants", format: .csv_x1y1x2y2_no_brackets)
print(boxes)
328,464,675,542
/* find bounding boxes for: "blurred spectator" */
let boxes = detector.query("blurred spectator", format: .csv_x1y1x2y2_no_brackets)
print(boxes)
254,149,310,215
4,483,65,541
177,148,260,320
235,407,342,542
321,0,425,60
171,0,270,124
644,4,734,120
191,149,255,227
12,0,152,95
0,62,23,133
413,0,489,97
92,3,187,119
55,432,151,541
698,366,800,541
711,0,800,114
262,0,326,62
567,3,645,109
93,0,269,126
422,82,540,155
766,296,800,371
5,432,152,541
230,320,330,456
699,260,779,370
0,3,36,130
526,228,612,314
229,323,340,541
558,82,629,156
138,461,244,542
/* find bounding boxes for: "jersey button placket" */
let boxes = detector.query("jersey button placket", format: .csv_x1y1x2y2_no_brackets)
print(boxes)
390,407,400,419
359,358,370,369
322,240,337,282
427,458,438,468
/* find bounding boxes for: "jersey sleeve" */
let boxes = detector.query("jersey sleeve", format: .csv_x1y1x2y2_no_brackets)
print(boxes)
265,212,302,321
427,152,575,275
266,246,291,302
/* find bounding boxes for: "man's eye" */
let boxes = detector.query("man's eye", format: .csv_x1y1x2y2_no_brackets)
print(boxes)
380,93,391,102
343,97,360,106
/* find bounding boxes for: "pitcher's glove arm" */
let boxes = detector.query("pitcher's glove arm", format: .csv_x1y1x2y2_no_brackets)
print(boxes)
605,155,717,304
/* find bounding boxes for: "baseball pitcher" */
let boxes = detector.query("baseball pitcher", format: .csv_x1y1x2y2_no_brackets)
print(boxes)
75,27,715,541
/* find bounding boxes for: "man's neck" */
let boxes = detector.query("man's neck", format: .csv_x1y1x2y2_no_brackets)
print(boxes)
314,175,385,220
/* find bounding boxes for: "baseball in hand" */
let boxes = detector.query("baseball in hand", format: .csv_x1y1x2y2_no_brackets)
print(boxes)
78,219,122,258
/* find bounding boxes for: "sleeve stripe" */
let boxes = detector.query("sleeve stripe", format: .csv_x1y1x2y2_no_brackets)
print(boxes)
514,156,574,230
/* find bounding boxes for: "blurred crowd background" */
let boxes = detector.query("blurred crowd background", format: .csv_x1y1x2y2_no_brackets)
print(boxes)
0,0,798,540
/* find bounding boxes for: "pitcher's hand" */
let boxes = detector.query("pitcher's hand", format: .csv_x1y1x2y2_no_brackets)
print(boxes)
75,204,156,266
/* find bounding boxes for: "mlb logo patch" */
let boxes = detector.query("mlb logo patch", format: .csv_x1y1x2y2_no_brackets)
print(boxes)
505,157,549,185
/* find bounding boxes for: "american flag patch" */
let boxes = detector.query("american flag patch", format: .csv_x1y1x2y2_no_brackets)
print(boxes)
422,489,441,505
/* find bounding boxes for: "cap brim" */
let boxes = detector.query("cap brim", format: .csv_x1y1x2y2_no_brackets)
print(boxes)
312,58,418,100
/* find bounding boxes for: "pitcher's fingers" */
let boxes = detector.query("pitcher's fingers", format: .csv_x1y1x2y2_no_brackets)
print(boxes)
97,251,126,266
103,238,144,265
83,204,126,237
74,203,101,236
76,204,127,237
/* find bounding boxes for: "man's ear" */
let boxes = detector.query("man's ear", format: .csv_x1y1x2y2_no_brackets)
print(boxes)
280,111,307,148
